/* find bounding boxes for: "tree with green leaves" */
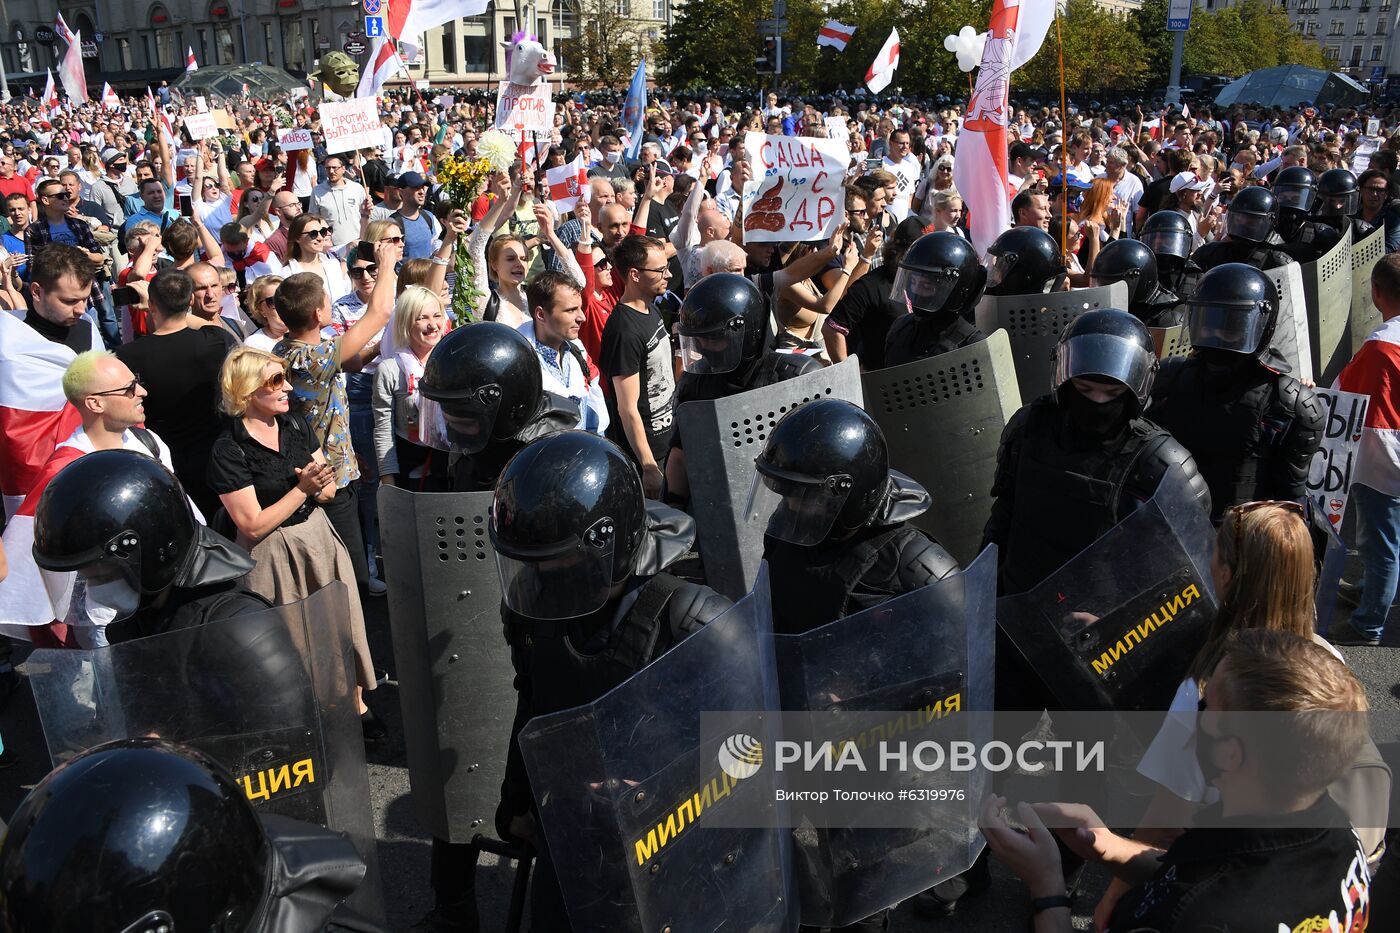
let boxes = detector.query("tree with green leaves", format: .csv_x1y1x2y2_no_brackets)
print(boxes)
559,0,647,90
1185,0,1326,77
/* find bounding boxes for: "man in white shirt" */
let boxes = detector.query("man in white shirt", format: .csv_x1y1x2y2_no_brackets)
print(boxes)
311,154,367,253
881,129,922,222
1105,147,1144,237
519,270,608,435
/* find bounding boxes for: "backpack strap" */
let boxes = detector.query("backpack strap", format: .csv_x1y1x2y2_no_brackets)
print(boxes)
608,573,687,671
129,426,161,459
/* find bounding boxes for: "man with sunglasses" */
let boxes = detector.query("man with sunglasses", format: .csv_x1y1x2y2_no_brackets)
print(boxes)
26,179,115,346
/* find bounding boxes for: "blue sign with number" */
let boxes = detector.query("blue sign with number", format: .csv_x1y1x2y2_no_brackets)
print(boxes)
363,0,382,13
365,16,384,38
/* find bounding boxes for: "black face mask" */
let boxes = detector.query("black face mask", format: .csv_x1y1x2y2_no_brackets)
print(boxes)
1062,387,1133,443
1195,346,1249,372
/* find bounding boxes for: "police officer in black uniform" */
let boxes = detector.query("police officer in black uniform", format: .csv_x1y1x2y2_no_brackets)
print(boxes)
1315,167,1375,240
984,227,1067,296
1138,210,1199,296
490,431,731,931
1189,186,1294,272
1148,263,1324,524
419,322,581,492
667,273,822,504
1274,165,1343,263
1090,238,1183,327
883,232,987,366
0,739,382,933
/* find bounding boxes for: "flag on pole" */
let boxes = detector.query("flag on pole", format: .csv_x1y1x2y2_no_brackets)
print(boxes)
101,82,120,111
59,32,87,103
865,28,901,94
621,59,648,161
818,20,856,51
356,35,406,98
953,0,1055,256
40,69,57,112
388,0,490,44
54,13,76,46
546,154,591,214
186,47,198,72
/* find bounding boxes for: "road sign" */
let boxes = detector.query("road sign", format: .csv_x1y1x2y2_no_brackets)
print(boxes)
365,16,385,38
773,0,786,15
317,35,331,50
344,38,368,55
363,0,383,12
1166,0,1192,30
757,18,788,32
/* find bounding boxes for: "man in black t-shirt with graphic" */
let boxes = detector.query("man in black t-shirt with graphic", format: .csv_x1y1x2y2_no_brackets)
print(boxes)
599,234,676,499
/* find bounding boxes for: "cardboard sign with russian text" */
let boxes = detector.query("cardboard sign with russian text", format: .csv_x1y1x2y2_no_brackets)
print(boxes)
495,81,555,139
278,127,314,152
741,132,847,242
824,117,849,141
183,112,219,140
321,97,383,155
1307,387,1370,527
212,108,236,130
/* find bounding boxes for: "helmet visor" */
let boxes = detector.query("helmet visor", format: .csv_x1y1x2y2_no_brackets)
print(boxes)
1316,192,1358,217
494,529,616,620
1141,229,1191,261
985,251,1018,291
1187,302,1269,356
1225,211,1273,243
890,266,961,315
1274,185,1315,212
679,322,746,374
745,467,853,547
76,559,143,622
1053,332,1155,401
437,384,504,454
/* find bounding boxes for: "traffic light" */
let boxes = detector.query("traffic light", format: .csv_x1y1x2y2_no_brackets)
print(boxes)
756,36,782,74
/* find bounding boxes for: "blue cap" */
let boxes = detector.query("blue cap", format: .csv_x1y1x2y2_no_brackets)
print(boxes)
398,171,427,189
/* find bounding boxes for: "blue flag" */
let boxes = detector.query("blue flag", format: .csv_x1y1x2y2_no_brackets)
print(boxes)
621,59,647,160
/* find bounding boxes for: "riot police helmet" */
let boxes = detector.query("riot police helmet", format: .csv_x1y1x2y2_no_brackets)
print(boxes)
32,450,197,620
420,322,544,453
751,399,892,545
1089,238,1160,307
490,432,648,620
892,232,987,317
0,739,269,933
1052,308,1158,410
676,272,769,374
1223,185,1277,244
985,227,1066,296
1315,168,1360,218
1138,210,1193,266
1273,165,1318,214
1185,262,1278,358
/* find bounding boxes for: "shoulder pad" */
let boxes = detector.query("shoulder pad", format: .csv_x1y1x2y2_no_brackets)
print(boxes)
1279,376,1325,430
1125,430,1212,516
770,351,824,380
667,583,733,638
895,529,960,590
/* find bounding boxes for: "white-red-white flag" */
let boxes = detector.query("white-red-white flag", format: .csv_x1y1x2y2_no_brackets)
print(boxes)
54,13,76,46
40,69,58,112
953,0,1055,256
101,82,120,111
356,36,406,99
546,154,591,214
186,46,198,72
818,20,856,51
865,28,901,94
59,32,87,103
388,0,490,43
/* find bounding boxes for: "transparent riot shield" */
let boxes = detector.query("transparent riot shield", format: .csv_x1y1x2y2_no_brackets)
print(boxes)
1300,227,1353,385
1262,261,1316,383
678,357,864,600
1149,323,1192,361
862,332,1022,565
973,282,1130,404
377,485,515,844
772,547,997,928
27,584,383,919
517,567,795,933
995,473,1218,716
1350,224,1386,363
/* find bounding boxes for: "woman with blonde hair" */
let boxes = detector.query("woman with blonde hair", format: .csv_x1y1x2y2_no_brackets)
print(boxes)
206,347,381,738
466,172,583,326
372,286,452,491
925,190,967,237
244,275,286,351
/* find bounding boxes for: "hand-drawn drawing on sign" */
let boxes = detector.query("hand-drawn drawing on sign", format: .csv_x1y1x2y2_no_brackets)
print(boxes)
741,131,848,242
1307,387,1370,527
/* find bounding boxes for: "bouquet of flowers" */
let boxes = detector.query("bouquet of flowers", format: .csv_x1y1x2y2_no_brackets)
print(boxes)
437,128,517,325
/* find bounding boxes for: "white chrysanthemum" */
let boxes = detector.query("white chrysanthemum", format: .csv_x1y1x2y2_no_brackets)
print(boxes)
478,130,517,173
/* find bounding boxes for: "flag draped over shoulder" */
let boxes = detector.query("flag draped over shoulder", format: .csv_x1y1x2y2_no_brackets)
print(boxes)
0,441,85,636
953,0,1055,256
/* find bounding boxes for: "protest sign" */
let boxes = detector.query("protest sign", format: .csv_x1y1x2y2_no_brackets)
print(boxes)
195,95,209,113
496,81,555,139
1352,136,1381,174
321,97,383,155
824,117,849,141
741,132,848,242
183,111,219,140
212,108,236,130
1307,388,1371,527
278,126,314,152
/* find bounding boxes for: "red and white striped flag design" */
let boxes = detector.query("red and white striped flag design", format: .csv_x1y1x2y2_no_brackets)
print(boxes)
186,46,198,72
865,28,901,94
546,154,590,214
0,441,85,637
818,20,856,51
357,36,406,99
59,31,88,103
102,82,120,111
40,69,58,113
54,13,76,46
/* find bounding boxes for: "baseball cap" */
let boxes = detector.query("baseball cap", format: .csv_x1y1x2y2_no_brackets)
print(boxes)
1169,171,1209,194
384,174,401,188
254,157,277,173
398,171,427,189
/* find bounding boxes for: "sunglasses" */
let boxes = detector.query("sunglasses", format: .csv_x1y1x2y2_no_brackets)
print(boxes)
91,377,142,398
43,190,70,199
302,228,330,239
223,283,239,293
260,370,287,391
379,235,404,244
259,295,277,307
349,264,379,278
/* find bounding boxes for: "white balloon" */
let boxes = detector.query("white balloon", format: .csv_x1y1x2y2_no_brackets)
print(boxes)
945,25,989,73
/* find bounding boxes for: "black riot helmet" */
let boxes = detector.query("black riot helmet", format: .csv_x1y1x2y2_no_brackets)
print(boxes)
1273,165,1318,215
1316,168,1360,219
1052,308,1158,411
490,432,648,620
985,227,1065,296
0,739,269,933
892,232,987,317
751,399,893,545
1186,262,1278,358
420,322,544,453
1223,185,1277,244
1090,238,1159,307
33,450,197,617
676,272,769,374
1138,210,1193,268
